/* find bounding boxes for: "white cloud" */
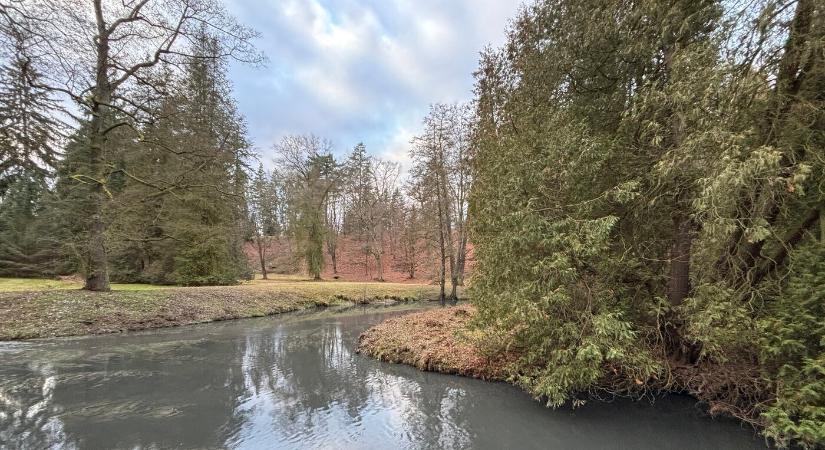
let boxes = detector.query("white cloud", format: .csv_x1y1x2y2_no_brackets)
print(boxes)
225,0,523,169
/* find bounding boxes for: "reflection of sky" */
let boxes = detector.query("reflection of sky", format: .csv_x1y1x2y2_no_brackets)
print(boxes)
230,320,471,449
0,361,75,449
222,0,522,171
0,306,767,450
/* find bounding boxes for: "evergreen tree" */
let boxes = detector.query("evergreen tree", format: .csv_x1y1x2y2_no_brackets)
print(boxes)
99,31,252,285
0,32,64,194
469,0,825,446
0,171,57,277
248,163,280,279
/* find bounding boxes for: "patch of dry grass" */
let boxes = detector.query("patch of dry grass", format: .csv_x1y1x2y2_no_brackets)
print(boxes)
357,305,514,380
0,277,445,340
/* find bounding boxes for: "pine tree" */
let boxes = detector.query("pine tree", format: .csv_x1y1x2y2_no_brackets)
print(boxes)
0,33,64,194
248,163,280,279
0,171,57,277
98,31,252,286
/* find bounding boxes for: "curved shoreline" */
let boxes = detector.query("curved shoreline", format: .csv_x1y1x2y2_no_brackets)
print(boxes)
357,305,514,380
357,305,773,446
0,281,443,340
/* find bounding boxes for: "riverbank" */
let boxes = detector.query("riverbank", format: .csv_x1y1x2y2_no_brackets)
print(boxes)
358,305,773,444
0,276,444,340
357,304,515,380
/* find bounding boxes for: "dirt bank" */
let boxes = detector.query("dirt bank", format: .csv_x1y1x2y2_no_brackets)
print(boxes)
356,305,514,380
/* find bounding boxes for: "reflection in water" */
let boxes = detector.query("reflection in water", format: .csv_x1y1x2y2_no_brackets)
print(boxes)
0,304,766,449
0,360,74,449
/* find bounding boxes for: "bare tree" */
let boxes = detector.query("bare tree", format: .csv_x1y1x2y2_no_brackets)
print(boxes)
410,102,472,302
324,179,346,275
0,0,261,290
366,159,399,281
451,103,473,286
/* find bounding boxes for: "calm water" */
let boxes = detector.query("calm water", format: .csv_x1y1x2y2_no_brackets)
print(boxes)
0,304,767,449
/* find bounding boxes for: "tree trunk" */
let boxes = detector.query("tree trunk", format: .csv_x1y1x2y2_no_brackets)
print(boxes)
438,251,446,306
442,180,457,301
375,252,383,281
668,216,693,307
408,246,416,279
329,242,337,274
455,227,468,286
84,185,109,291
436,193,447,305
255,235,268,280
84,4,111,292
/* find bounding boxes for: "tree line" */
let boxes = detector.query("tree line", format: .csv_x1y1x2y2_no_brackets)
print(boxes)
247,103,472,302
0,0,471,301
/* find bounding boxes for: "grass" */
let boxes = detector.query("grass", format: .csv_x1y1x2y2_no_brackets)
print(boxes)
0,277,164,292
0,275,449,340
356,305,515,380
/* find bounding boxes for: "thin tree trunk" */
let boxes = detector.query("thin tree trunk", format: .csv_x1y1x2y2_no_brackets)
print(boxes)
256,235,268,280
455,227,468,286
436,189,447,305
441,173,457,300
375,252,383,281
668,216,693,306
327,235,337,274
407,240,416,279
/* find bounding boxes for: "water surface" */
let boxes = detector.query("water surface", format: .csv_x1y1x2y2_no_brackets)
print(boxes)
0,304,767,449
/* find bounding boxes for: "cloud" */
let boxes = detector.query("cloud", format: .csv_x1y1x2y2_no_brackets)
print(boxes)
225,0,522,172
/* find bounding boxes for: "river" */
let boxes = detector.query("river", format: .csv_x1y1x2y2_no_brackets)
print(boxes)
0,303,767,449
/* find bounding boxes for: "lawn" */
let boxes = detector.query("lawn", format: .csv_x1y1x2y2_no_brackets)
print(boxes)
0,275,448,340
0,277,164,292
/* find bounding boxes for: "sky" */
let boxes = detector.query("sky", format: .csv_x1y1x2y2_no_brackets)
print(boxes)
224,0,522,171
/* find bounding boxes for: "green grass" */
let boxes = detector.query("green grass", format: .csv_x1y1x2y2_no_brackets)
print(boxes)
0,278,165,292
0,275,450,340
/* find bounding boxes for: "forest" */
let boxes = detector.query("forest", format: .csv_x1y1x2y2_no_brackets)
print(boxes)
0,0,823,448
0,0,471,299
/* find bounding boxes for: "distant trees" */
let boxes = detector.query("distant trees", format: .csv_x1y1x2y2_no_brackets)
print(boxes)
340,143,399,281
243,136,460,284
409,103,472,302
396,201,424,279
0,172,56,276
248,164,279,279
275,135,339,280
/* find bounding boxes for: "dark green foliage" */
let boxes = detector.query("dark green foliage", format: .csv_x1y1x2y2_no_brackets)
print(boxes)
48,32,252,286
470,0,825,446
759,243,825,447
0,172,57,277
